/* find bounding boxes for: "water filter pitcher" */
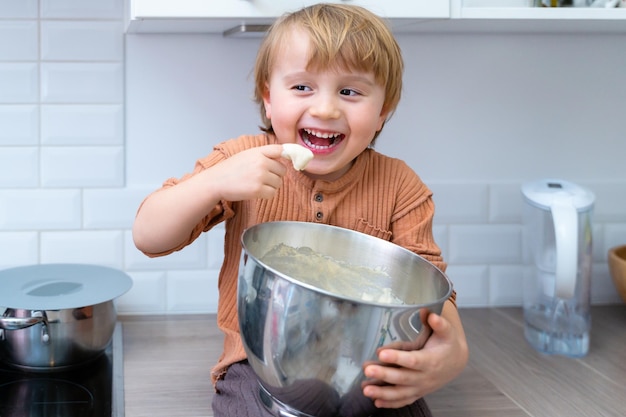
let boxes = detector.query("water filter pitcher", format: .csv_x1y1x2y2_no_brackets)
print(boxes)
522,179,595,357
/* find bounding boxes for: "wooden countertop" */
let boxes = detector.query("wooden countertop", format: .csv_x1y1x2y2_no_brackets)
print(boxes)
121,305,625,417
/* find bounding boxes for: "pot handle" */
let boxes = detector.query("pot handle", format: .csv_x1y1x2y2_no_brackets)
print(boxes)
0,310,50,344
0,316,45,330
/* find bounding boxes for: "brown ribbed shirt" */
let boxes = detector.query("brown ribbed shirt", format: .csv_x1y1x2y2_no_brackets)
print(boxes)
141,134,448,385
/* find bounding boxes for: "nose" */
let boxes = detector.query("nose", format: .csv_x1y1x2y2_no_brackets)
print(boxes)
309,92,341,119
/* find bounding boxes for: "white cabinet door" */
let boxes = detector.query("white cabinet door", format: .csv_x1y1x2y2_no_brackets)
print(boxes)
126,0,626,33
268,1,450,19
453,1,626,33
126,0,450,33
129,0,449,18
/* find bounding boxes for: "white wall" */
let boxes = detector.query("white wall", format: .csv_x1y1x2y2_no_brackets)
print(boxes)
1,0,625,313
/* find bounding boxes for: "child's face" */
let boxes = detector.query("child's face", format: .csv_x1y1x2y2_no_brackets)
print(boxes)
263,29,388,181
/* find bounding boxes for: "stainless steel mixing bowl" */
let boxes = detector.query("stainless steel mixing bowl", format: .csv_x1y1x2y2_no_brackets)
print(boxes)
238,221,453,417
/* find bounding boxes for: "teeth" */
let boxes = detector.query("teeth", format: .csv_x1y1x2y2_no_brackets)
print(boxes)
303,128,341,139
302,135,341,151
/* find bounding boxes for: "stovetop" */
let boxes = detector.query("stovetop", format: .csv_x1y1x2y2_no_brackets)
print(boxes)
0,322,124,417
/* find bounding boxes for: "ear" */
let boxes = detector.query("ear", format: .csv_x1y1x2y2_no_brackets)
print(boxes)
262,83,272,120
376,108,389,132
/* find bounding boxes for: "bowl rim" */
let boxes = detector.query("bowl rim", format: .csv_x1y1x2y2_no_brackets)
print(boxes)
241,221,454,308
608,244,626,261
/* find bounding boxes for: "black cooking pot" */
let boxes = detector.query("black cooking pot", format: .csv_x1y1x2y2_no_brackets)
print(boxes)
0,264,132,371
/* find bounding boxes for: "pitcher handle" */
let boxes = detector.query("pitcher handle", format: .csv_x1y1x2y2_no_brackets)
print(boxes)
551,198,578,299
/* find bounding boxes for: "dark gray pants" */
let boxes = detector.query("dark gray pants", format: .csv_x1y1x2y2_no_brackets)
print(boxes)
212,361,433,417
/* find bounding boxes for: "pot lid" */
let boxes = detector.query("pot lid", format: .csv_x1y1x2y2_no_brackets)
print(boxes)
0,264,133,310
521,179,595,211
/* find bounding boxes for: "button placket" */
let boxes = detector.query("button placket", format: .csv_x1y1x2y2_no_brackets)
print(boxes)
313,192,324,222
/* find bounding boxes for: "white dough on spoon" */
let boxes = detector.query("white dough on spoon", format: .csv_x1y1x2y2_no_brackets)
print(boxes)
281,143,314,171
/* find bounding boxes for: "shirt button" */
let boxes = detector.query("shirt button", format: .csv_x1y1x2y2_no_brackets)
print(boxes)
316,211,323,220
314,193,323,203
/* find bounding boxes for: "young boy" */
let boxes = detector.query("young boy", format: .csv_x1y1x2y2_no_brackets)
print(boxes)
133,4,468,417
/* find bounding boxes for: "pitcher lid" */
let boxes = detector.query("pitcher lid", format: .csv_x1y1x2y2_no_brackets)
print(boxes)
522,179,595,211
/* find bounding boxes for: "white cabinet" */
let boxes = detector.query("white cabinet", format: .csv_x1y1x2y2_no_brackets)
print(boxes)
125,0,450,33
449,0,626,32
400,0,626,33
125,0,626,34
458,0,626,19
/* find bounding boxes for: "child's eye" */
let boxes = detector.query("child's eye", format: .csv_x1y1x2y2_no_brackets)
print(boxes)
293,85,311,92
339,88,359,96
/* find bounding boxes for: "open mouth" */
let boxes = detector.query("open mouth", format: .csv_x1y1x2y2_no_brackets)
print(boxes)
300,128,345,151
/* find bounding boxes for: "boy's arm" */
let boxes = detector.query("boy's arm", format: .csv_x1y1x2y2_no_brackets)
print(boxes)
133,169,222,255
133,144,287,255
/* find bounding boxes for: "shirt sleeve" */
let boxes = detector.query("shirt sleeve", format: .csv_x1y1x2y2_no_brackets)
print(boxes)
135,136,266,257
387,160,446,271
386,161,457,308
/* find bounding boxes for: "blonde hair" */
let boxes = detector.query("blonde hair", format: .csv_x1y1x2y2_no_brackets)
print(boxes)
253,3,404,142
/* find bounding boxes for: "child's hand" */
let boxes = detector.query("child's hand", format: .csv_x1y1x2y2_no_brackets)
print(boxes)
362,307,468,409
211,144,287,202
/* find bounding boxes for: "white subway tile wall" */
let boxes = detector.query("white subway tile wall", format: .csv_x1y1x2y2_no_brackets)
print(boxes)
40,230,124,267
0,0,38,19
115,271,167,314
1,1,625,315
0,105,39,145
0,63,38,102
41,63,124,103
0,22,38,60
40,146,125,187
166,270,219,313
40,0,124,19
0,189,82,230
40,21,124,61
0,232,39,266
41,105,124,145
0,147,39,187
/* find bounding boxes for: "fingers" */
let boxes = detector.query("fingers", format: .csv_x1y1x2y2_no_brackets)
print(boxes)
361,309,468,409
211,145,289,201
361,313,454,406
260,144,287,160
363,383,419,409
427,311,448,333
251,165,286,200
365,350,422,383
363,357,427,408
216,143,307,201
363,362,420,408
255,177,283,200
